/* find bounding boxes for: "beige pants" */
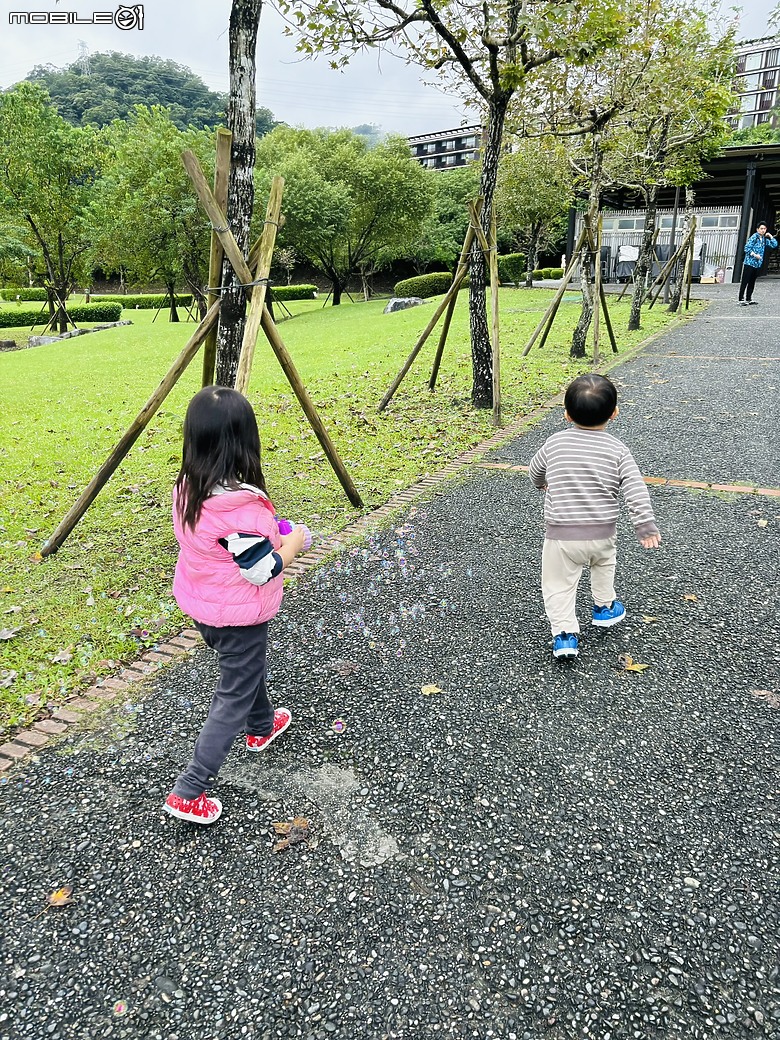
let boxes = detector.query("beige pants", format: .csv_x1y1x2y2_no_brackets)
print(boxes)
542,536,617,635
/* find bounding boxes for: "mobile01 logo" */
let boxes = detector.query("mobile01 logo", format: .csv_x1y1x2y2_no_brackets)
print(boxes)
9,5,144,29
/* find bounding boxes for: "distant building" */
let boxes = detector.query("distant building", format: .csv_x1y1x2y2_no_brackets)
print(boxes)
408,125,482,169
731,36,780,131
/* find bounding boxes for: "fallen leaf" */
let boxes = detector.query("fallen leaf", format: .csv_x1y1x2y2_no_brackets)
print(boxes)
51,649,73,664
1,606,21,615
272,816,309,852
617,654,649,673
757,519,769,528
682,594,698,602
751,689,780,708
0,627,21,641
421,684,443,696
0,671,17,688
46,885,74,908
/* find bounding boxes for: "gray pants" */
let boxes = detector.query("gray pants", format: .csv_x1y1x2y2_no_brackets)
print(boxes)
173,622,274,800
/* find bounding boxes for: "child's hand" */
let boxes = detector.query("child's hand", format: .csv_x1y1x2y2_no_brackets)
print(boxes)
280,526,306,555
640,533,662,549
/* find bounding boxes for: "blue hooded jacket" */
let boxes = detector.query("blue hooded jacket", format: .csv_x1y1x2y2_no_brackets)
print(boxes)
744,231,778,269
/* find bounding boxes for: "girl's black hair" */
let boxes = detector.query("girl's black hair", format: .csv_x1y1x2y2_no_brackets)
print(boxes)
175,386,266,530
564,373,617,427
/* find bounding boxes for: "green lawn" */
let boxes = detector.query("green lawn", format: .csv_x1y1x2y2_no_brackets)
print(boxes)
0,289,695,729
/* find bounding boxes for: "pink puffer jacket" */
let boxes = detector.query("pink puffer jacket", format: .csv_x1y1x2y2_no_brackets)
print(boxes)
172,486,283,627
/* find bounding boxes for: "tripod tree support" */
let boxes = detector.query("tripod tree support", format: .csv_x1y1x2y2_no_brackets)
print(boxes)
429,198,484,392
584,222,618,357
522,224,588,357
379,235,476,411
647,225,694,309
182,150,363,509
234,175,284,395
40,301,222,557
201,128,232,387
593,215,603,364
681,216,697,312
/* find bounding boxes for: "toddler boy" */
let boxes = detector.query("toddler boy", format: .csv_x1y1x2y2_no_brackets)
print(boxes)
529,373,661,659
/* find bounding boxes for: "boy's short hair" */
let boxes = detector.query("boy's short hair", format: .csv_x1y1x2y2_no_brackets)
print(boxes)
757,221,768,230
564,373,617,427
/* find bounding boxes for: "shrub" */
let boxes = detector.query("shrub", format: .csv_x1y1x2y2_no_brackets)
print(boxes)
548,268,564,279
497,253,526,283
95,293,192,309
531,269,544,279
0,287,50,302
0,302,122,329
394,272,455,299
270,284,317,301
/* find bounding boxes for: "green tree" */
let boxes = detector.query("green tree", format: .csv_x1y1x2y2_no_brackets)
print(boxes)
26,52,227,130
90,107,214,319
495,140,571,287
256,127,434,304
278,0,632,405
402,165,480,274
0,83,104,331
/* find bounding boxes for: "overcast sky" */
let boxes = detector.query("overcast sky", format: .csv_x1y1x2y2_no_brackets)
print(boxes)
0,0,775,137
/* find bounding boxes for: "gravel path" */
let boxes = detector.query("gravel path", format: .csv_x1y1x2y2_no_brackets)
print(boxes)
2,287,779,1040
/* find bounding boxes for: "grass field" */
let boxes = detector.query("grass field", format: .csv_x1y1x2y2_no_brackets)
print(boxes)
0,289,696,729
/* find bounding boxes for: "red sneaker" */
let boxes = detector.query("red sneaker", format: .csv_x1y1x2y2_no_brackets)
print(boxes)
246,707,292,752
163,791,223,824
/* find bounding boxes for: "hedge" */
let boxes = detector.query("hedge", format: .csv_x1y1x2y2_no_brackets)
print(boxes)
270,284,317,301
394,272,456,298
0,287,49,302
95,293,193,309
497,253,526,283
0,302,122,329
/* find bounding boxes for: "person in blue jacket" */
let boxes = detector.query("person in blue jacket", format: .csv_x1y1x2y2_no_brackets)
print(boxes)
739,221,778,305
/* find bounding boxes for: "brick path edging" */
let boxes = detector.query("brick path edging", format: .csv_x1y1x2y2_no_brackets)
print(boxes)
0,309,698,773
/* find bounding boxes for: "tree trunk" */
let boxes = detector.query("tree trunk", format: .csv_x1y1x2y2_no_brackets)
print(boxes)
628,188,658,331
167,281,180,322
667,189,694,312
524,223,541,288
215,0,263,388
470,97,509,408
332,280,343,306
570,135,603,358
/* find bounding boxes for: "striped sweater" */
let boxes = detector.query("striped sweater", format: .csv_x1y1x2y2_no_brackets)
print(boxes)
528,426,658,541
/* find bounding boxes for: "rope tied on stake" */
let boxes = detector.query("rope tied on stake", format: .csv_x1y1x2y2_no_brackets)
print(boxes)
206,276,273,294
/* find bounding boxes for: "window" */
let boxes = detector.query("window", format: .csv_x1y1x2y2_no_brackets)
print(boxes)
601,218,616,230
425,142,437,154
701,216,719,228
744,51,762,72
758,112,771,124
763,71,777,89
736,54,746,73
740,73,760,91
764,47,780,68
759,90,774,110
659,216,674,228
445,154,457,165
720,215,739,227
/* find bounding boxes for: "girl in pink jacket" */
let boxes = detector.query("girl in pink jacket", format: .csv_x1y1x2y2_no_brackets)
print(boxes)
163,387,310,825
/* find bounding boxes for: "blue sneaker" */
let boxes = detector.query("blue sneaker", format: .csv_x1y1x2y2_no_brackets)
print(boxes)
592,600,626,627
552,632,579,658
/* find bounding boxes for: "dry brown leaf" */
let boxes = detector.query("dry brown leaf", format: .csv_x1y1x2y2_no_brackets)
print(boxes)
0,627,21,641
757,519,769,529
641,615,659,623
421,684,443,696
752,689,780,708
682,594,698,602
272,816,310,853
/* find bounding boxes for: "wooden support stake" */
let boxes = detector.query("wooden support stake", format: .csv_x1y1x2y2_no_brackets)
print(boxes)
41,301,221,557
380,228,476,411
593,214,602,365
585,223,618,356
683,217,697,311
202,128,231,387
260,307,362,508
429,198,483,391
522,224,588,357
489,207,501,426
182,150,362,508
647,229,693,309
234,175,284,395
